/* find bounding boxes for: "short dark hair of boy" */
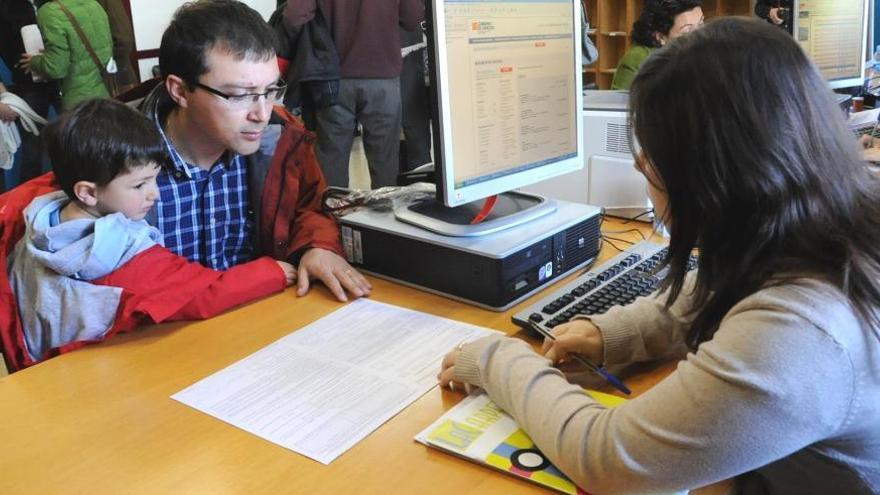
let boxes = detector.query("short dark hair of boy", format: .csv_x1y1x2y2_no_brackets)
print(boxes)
158,0,278,87
46,98,171,200
632,0,703,48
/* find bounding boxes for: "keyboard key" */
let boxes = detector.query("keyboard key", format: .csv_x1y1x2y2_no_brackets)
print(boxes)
529,313,544,323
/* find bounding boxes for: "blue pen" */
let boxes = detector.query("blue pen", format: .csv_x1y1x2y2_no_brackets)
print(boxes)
871,112,880,140
529,320,631,395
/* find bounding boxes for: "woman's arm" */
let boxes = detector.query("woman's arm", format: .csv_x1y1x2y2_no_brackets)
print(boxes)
587,271,698,365
453,285,855,493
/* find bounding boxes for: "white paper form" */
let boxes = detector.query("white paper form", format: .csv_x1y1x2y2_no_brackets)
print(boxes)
172,299,500,464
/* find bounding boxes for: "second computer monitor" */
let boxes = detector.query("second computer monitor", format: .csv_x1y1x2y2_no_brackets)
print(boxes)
793,0,870,89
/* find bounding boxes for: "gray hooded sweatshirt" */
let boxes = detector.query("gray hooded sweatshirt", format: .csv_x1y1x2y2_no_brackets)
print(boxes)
7,191,161,361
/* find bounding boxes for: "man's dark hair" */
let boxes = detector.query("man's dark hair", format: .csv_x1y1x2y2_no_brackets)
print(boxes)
629,17,880,346
159,0,278,86
632,0,703,47
46,99,171,200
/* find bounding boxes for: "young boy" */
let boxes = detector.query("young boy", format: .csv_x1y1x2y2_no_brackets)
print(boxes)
7,98,296,364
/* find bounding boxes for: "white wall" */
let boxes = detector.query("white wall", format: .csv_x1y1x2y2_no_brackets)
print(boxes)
130,0,276,81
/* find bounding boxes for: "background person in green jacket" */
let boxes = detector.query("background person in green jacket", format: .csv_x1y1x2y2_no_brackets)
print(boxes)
19,0,113,109
611,0,703,90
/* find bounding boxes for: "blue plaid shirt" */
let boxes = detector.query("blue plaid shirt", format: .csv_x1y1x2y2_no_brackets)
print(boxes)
153,117,253,270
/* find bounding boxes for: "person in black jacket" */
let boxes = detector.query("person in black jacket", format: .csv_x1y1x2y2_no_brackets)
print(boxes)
399,21,431,172
755,0,793,33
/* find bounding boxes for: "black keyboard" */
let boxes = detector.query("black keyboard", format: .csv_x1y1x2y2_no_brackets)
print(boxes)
512,241,697,330
854,126,879,138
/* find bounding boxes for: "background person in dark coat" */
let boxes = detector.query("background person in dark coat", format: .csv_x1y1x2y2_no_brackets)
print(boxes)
284,0,424,189
0,0,58,190
755,0,793,33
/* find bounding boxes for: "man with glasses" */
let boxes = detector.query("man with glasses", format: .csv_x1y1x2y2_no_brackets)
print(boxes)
140,0,371,302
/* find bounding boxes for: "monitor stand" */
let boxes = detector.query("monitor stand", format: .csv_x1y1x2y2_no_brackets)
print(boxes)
394,190,557,237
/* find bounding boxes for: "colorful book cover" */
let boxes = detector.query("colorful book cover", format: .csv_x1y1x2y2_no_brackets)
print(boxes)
414,390,626,494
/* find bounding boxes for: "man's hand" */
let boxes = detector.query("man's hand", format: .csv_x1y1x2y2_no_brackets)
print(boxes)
768,7,783,25
0,102,17,123
296,248,372,301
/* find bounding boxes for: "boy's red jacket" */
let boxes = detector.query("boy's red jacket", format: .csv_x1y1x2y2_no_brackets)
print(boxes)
0,175,286,371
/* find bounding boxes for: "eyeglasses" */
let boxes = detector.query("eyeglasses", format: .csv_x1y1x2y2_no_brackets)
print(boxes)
193,81,287,109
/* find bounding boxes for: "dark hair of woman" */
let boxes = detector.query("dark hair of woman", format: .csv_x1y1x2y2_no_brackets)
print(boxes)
632,0,704,47
629,17,880,348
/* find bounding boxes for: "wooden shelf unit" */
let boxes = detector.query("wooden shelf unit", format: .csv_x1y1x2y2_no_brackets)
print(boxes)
582,0,752,89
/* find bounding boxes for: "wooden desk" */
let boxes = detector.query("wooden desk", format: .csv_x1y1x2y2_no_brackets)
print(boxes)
0,219,724,494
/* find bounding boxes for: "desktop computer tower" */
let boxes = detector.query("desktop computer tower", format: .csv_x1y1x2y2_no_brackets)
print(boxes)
338,200,602,311
524,90,652,220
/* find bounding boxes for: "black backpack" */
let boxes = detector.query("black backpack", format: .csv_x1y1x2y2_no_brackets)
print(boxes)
269,2,340,115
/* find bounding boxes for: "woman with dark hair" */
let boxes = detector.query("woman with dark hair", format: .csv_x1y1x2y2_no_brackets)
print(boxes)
439,17,880,494
611,0,702,90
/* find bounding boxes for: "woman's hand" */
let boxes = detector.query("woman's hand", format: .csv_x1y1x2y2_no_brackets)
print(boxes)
437,342,474,394
540,319,605,365
859,135,880,163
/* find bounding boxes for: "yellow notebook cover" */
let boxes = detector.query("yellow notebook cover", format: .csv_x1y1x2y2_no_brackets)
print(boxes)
414,390,626,495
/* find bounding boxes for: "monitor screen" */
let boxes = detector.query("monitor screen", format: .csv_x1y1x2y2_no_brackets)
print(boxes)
428,0,584,207
793,0,870,89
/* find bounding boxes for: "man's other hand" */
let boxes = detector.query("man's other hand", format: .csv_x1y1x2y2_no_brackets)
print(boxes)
296,248,372,301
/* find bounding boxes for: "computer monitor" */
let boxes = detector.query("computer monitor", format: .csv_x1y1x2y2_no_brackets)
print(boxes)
524,90,653,220
793,0,870,89
395,0,584,236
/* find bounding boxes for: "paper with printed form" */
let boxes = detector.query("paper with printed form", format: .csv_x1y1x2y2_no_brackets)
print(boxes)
172,299,500,464
20,25,45,82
